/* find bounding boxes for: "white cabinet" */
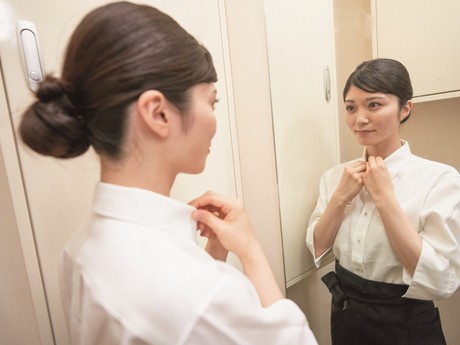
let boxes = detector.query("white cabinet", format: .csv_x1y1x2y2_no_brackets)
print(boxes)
372,0,460,102
264,0,340,286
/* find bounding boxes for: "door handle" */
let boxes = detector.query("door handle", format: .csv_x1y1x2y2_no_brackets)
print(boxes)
17,20,44,92
323,66,331,102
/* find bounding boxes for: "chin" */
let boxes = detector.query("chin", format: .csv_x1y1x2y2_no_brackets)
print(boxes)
184,165,206,175
356,137,372,146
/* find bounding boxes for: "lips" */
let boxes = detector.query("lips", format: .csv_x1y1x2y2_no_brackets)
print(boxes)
355,130,374,135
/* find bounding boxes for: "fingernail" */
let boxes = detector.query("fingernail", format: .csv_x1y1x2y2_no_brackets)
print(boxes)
191,210,201,221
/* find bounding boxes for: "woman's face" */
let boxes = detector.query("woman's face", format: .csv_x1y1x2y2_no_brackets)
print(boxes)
344,85,410,157
176,82,218,174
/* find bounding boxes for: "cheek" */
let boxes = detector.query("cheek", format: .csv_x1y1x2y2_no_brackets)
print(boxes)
345,115,355,129
206,113,217,138
211,117,217,137
382,111,401,130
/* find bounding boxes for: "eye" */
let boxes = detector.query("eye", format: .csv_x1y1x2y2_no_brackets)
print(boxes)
345,105,355,112
368,102,381,109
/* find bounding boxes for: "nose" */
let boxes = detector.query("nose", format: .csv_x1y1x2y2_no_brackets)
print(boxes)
356,111,369,125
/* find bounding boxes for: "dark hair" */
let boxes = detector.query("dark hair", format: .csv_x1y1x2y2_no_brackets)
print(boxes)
20,1,217,159
343,58,413,124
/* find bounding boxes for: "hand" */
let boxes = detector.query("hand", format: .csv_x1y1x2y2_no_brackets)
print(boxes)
190,191,284,307
334,160,366,204
189,192,283,307
188,191,258,260
194,204,228,261
363,156,394,203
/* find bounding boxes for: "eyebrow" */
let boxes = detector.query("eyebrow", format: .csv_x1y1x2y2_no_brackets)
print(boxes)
345,96,387,103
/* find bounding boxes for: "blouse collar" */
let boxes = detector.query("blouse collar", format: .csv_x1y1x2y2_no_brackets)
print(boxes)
92,182,197,242
362,140,412,179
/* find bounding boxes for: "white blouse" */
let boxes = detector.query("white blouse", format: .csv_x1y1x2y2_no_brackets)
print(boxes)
60,182,317,345
306,142,460,300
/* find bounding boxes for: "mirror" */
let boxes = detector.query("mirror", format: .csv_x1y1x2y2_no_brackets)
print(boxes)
265,0,460,286
264,0,460,343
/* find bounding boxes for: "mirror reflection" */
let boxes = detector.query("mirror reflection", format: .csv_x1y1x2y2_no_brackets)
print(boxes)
264,0,460,344
308,58,458,345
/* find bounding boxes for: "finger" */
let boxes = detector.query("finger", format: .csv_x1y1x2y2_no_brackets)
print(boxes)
367,156,376,166
191,209,226,235
375,156,384,164
352,172,365,181
188,191,217,207
348,160,367,173
189,193,241,217
196,219,209,232
198,205,225,218
199,228,211,238
349,160,365,168
188,191,229,210
356,162,367,172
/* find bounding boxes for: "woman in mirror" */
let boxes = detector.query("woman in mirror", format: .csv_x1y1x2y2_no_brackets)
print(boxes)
19,2,317,344
306,58,460,345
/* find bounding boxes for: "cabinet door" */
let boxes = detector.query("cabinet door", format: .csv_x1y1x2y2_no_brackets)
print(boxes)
373,0,460,101
0,1,239,344
264,0,340,286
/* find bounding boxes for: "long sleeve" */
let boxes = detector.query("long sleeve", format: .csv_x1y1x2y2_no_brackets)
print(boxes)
306,174,333,267
404,173,460,299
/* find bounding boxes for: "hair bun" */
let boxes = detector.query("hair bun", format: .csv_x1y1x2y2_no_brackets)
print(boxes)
19,74,90,159
36,75,67,103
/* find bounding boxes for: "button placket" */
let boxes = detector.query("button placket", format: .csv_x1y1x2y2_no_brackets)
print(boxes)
351,201,375,273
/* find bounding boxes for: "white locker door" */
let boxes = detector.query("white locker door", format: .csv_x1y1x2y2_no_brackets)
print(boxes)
0,1,240,344
264,0,340,286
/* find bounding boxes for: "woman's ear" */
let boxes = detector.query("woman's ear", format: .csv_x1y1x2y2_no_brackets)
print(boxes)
136,90,170,138
400,100,412,122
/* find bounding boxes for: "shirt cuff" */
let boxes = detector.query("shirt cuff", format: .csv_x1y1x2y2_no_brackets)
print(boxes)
403,240,457,300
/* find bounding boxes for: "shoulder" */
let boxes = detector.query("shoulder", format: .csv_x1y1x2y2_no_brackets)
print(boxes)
408,154,459,179
405,155,460,203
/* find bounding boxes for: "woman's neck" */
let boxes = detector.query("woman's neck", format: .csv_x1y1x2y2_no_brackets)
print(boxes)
366,139,403,160
100,156,175,196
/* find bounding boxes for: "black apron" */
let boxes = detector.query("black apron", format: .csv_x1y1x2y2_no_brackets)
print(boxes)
322,261,446,345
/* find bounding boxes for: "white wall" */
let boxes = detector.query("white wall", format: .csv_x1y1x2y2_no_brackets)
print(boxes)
0,140,41,345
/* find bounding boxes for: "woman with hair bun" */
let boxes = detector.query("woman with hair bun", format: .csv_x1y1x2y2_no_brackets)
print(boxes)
306,58,460,345
20,2,317,344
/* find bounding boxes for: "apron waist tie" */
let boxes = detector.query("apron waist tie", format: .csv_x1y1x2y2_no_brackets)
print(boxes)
321,271,348,310
322,261,433,306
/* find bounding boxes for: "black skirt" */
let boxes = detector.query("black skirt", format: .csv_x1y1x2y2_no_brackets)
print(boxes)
321,261,446,345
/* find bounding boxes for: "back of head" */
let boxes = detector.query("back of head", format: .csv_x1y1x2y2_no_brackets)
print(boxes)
343,58,413,123
20,1,217,159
